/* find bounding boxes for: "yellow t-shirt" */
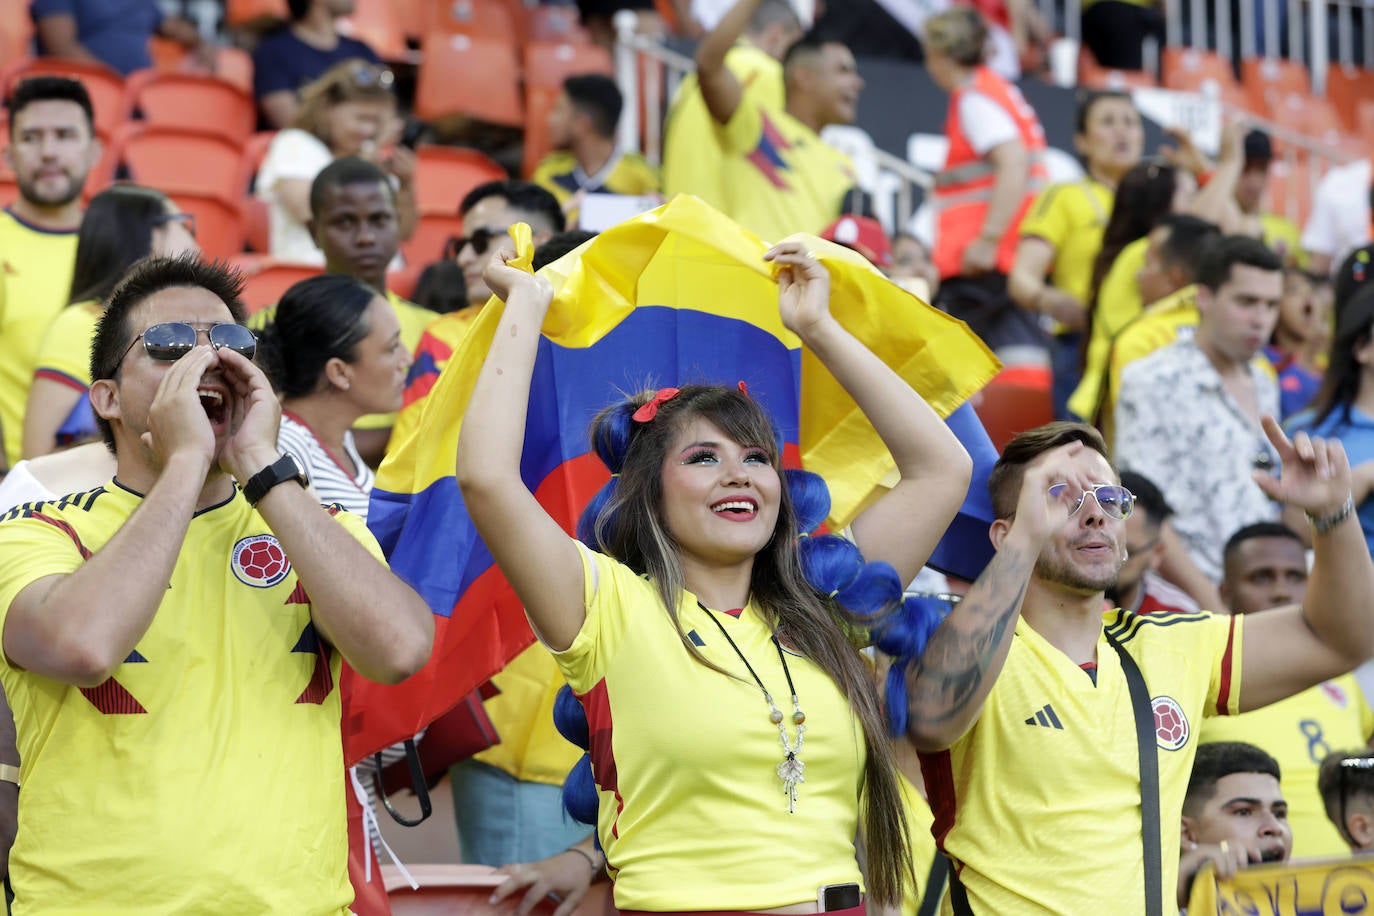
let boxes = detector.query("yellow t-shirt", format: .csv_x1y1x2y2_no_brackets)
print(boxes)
1260,212,1304,269
921,609,1243,915
555,546,866,911
663,42,785,212
33,300,101,392
0,483,376,914
1069,237,1150,422
714,98,855,243
1200,675,1374,859
1018,178,1114,308
0,209,79,466
531,150,661,226
1101,284,1201,447
899,772,947,916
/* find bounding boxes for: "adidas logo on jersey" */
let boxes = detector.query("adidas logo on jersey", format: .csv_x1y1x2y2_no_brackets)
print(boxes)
1024,704,1063,729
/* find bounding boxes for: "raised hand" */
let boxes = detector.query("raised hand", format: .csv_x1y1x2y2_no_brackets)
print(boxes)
216,346,282,483
142,345,218,473
1007,440,1102,548
481,246,554,307
764,241,833,338
1251,415,1352,517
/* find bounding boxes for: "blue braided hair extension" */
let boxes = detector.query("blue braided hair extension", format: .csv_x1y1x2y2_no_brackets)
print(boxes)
552,684,600,827
875,593,957,737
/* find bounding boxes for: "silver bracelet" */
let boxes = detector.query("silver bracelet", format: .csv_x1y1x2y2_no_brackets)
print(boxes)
567,845,600,873
1307,494,1356,535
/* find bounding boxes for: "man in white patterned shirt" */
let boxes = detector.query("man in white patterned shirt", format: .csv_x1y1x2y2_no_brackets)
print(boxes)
1114,235,1285,583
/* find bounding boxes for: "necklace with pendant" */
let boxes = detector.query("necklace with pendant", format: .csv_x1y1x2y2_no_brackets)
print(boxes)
699,602,807,813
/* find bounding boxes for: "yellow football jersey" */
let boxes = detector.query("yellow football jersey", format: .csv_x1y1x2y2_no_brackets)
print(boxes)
0,483,374,914
920,609,1243,915
1018,178,1114,308
0,208,79,466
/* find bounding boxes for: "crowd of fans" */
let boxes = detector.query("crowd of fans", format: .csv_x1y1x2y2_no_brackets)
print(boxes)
0,0,1373,914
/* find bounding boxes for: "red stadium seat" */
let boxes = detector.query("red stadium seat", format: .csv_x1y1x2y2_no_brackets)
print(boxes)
426,0,519,41
0,3,33,69
973,366,1053,453
144,39,255,95
170,191,245,260
1160,48,1251,112
1324,64,1374,133
339,0,412,63
400,212,465,268
109,124,245,203
1264,155,1314,228
225,0,289,28
241,195,270,253
1077,48,1157,90
1241,56,1310,117
127,71,257,144
522,41,614,178
412,144,507,215
238,260,323,313
3,58,129,139
415,34,524,128
528,4,593,43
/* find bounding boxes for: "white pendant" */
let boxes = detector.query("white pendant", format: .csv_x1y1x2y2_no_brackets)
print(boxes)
778,752,806,814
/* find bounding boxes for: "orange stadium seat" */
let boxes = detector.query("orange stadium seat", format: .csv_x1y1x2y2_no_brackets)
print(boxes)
529,4,593,43
127,71,257,144
415,34,524,128
0,3,32,70
339,0,411,62
1265,155,1314,228
426,0,519,42
110,124,245,202
145,38,255,95
1241,57,1310,116
238,260,323,313
171,191,245,259
522,41,615,177
226,0,289,28
1324,64,1374,132
1266,91,1353,153
3,58,128,139
0,114,15,203
412,144,507,214
1358,99,1374,146
400,212,465,268
973,365,1053,453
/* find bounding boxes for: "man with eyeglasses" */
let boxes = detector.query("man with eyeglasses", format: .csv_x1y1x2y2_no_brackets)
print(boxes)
1108,471,1199,616
1317,750,1374,850
907,417,1374,913
0,255,433,912
1199,522,1373,859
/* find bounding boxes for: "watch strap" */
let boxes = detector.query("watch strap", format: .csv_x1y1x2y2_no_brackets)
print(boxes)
243,455,306,507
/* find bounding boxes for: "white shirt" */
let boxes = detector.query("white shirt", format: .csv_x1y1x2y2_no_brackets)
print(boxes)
255,128,333,265
1114,339,1282,581
1301,158,1371,274
277,412,374,519
958,91,1020,156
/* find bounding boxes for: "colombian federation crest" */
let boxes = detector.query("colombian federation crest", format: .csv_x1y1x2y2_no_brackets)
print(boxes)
231,534,291,588
1152,696,1189,751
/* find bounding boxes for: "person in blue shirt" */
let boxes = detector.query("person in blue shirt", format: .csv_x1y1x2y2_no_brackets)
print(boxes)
252,0,382,130
31,0,208,77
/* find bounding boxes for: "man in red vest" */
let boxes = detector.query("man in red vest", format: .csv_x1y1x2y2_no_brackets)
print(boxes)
924,7,1049,361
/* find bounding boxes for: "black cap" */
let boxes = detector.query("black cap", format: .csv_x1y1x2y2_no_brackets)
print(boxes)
1244,129,1273,164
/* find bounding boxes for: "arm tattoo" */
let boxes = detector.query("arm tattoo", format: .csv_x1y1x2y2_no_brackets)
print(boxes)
907,544,1034,727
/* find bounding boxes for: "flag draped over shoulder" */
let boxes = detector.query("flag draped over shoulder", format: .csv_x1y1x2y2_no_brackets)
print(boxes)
343,195,1000,765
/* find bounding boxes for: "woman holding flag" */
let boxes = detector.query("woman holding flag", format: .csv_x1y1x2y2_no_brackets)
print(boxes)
455,238,972,912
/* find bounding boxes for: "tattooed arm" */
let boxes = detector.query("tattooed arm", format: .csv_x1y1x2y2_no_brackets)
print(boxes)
905,441,1098,751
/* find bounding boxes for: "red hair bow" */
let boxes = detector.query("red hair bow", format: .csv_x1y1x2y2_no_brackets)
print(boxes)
632,387,680,423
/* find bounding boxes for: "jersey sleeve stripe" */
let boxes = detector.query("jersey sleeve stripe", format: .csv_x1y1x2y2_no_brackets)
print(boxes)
33,368,88,392
1216,614,1237,715
27,511,93,559
917,748,958,850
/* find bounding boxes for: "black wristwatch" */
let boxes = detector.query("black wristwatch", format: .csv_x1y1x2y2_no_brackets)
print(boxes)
242,454,308,507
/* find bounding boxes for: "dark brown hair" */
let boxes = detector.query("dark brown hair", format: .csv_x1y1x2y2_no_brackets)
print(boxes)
987,422,1112,519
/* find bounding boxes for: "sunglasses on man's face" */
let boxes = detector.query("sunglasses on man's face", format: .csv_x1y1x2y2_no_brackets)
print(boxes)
1047,482,1135,520
445,226,507,260
120,322,257,365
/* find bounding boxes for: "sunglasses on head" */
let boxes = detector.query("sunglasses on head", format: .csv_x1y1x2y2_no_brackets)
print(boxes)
151,211,197,238
1047,483,1135,520
444,226,506,260
121,322,257,364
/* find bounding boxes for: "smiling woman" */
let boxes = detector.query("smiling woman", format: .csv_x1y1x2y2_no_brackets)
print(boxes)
455,239,975,913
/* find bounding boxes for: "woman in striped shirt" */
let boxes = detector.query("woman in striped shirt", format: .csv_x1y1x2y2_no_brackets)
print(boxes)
256,273,411,520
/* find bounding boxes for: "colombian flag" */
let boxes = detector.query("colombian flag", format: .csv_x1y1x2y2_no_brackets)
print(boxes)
343,196,1000,765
